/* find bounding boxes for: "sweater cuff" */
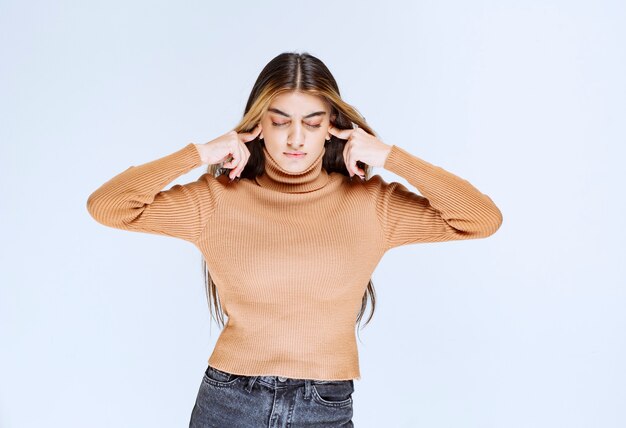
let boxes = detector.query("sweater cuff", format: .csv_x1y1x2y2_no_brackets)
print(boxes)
178,142,205,169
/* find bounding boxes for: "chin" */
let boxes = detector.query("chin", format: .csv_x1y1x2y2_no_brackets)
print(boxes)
281,162,312,173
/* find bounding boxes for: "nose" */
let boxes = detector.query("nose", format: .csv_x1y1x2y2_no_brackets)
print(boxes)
287,123,305,147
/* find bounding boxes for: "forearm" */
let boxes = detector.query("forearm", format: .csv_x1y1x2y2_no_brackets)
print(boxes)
383,144,503,237
86,143,214,242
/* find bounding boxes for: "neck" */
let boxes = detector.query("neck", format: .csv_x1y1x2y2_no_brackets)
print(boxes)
255,144,329,193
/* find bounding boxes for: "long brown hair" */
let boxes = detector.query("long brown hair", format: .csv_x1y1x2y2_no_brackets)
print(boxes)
202,51,380,334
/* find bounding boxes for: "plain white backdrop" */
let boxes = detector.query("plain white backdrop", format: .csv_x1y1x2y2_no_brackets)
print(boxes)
1,1,624,427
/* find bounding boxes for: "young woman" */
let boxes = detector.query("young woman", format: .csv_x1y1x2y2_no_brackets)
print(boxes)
87,51,503,427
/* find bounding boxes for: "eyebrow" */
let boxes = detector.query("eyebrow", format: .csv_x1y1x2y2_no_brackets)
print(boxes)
268,108,327,119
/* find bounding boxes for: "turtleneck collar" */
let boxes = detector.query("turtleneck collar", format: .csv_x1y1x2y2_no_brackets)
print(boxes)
254,144,329,193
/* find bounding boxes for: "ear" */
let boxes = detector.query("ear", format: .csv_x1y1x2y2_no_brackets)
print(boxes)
327,118,336,140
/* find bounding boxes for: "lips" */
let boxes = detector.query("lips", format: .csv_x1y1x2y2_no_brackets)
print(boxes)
284,152,306,158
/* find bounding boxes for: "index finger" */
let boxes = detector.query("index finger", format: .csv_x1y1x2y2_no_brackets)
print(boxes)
240,123,262,142
328,125,354,140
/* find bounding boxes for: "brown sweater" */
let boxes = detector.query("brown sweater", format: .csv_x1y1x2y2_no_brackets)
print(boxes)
86,142,502,381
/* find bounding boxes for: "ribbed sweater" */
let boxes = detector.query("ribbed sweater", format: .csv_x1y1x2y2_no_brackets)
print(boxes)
86,142,502,381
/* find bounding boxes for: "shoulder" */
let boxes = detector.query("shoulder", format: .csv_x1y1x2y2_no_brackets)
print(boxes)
360,174,420,204
198,172,229,186
361,174,396,194
191,172,230,199
327,172,399,200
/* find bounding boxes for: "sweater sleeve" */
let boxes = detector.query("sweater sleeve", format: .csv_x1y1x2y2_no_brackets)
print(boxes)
86,143,224,244
363,144,503,251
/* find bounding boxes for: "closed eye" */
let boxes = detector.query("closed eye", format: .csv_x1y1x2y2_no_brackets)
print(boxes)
272,121,321,129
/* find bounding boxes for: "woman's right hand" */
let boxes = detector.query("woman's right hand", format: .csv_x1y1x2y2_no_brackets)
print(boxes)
194,124,262,180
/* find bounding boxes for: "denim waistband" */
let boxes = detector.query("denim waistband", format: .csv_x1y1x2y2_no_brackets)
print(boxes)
241,374,354,396
253,374,344,387
207,364,353,393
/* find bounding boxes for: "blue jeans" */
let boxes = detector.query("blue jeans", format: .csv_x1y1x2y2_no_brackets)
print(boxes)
189,364,355,427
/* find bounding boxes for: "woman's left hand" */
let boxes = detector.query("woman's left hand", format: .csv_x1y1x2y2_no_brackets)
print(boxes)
328,125,392,178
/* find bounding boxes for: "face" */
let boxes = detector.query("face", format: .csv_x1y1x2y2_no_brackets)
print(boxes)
259,91,333,173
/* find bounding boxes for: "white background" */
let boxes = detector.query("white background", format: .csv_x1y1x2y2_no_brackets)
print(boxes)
1,1,624,427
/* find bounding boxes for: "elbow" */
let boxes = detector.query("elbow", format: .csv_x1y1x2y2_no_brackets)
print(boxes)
86,192,106,225
442,200,503,240
86,191,119,227
86,191,143,230
489,210,503,236
476,205,503,238
453,205,503,239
